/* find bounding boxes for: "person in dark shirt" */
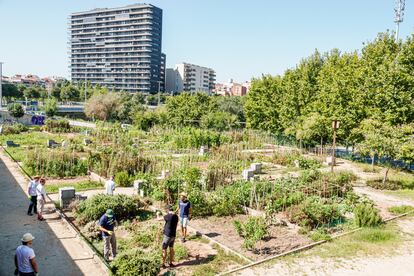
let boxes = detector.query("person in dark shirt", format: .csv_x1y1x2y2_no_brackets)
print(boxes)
177,192,192,242
161,205,178,268
99,209,117,261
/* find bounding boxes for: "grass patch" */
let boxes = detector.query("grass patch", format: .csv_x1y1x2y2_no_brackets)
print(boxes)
188,234,210,244
367,173,414,190
356,163,381,173
388,205,414,215
46,180,103,193
286,223,401,260
386,189,414,202
191,245,249,276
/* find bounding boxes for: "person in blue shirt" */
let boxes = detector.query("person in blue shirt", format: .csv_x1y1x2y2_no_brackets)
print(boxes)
99,209,117,261
176,192,192,242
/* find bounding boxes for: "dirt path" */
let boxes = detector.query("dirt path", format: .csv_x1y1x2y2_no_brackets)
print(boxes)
331,159,414,218
0,150,108,276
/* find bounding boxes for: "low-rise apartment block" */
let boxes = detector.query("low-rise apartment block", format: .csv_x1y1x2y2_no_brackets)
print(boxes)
166,63,216,94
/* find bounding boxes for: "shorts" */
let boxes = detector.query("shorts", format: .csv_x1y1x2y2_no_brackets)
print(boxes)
180,217,189,227
162,235,175,249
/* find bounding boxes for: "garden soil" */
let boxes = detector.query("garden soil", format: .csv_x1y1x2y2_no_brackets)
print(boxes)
190,215,311,261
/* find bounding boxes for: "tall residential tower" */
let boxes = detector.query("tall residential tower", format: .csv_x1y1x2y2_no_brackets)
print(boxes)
69,4,165,93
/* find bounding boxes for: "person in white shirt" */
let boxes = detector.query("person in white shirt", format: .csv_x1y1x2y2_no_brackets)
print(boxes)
36,178,47,221
105,176,116,195
15,233,38,276
27,176,40,216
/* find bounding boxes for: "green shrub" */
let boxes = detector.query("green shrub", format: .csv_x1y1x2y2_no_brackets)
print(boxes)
111,249,161,276
309,228,332,242
287,196,343,229
354,202,382,227
115,171,132,187
74,194,145,225
296,156,321,169
233,217,268,249
2,123,29,135
387,205,414,215
44,119,72,133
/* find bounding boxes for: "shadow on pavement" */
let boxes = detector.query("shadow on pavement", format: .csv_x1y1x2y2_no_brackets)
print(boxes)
0,158,85,276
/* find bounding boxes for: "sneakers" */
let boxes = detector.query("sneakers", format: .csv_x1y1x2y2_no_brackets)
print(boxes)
27,213,33,216
169,263,175,268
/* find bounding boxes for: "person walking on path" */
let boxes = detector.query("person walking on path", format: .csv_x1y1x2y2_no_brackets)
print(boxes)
14,233,38,276
36,178,47,221
161,205,178,269
177,192,192,242
105,176,116,195
27,176,40,216
99,209,117,261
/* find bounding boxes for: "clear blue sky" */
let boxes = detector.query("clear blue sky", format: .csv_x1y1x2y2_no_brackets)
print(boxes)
0,0,413,83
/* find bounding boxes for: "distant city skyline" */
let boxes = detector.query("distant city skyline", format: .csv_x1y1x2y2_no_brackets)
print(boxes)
0,0,413,83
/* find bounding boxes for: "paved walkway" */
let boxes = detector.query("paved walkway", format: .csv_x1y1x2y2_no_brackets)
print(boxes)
0,150,108,276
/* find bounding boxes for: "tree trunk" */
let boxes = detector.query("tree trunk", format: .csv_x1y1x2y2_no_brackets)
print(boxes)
382,167,390,184
320,137,323,156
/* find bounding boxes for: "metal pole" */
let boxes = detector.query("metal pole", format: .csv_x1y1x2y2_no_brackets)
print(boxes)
331,126,337,173
0,62,3,109
85,80,87,102
396,23,400,41
157,81,161,106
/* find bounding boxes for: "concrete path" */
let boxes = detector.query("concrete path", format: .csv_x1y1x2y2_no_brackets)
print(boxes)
0,150,108,276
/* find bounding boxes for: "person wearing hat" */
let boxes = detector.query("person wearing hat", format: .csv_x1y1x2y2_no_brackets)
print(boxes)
99,209,117,261
14,233,38,276
177,192,192,242
161,205,179,268
27,176,40,216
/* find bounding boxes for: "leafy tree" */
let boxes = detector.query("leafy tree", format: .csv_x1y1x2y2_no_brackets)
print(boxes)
2,83,22,103
84,92,121,121
314,50,365,145
294,112,330,148
60,85,80,102
216,96,246,122
51,86,61,100
23,86,41,99
166,92,216,126
280,50,324,130
44,98,58,117
354,119,400,183
245,75,283,132
8,103,25,120
200,111,238,131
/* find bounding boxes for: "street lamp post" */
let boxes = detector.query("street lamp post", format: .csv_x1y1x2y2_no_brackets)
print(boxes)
331,120,340,172
157,80,162,106
0,62,3,109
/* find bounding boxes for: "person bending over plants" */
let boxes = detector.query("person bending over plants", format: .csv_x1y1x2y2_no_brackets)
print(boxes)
99,209,117,261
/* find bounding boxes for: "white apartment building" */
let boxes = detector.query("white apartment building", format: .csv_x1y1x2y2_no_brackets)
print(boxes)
166,63,216,94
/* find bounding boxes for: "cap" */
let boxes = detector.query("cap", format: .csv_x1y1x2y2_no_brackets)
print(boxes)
33,175,41,179
106,209,114,218
180,192,187,198
21,233,35,242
